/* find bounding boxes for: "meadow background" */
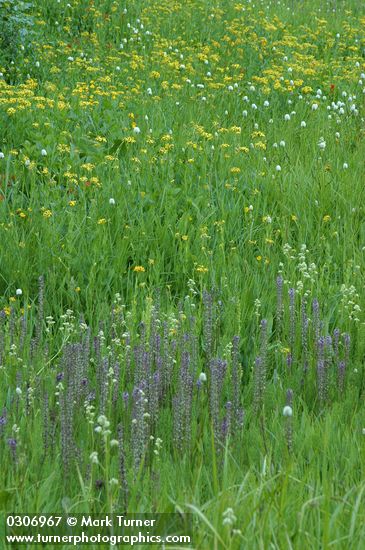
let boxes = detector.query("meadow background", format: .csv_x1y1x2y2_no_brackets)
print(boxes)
1,0,365,548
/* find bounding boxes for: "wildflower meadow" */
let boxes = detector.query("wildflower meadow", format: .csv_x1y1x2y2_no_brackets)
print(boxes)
1,0,365,548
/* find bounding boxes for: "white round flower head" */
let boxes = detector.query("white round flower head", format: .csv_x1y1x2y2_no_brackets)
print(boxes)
343,162,348,169
0,152,4,159
301,121,306,128
275,165,282,172
318,137,326,150
222,507,237,526
41,149,47,156
15,387,22,396
362,428,365,436
280,140,285,147
133,126,141,134
283,405,293,417
97,415,109,427
199,372,207,382
16,288,22,296
110,439,119,447
90,451,98,464
284,114,291,121
312,103,319,111
109,197,115,205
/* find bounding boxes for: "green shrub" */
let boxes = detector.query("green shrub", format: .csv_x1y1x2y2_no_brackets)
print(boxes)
0,0,34,78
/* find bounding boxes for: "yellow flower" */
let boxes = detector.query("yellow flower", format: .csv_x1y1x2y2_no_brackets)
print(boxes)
323,215,331,222
291,214,298,221
69,200,76,207
133,265,145,273
196,265,208,273
181,235,189,241
301,86,313,94
43,210,52,219
97,218,107,225
81,163,95,171
57,144,70,153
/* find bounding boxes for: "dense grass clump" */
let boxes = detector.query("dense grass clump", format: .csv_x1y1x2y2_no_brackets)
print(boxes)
1,0,365,548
